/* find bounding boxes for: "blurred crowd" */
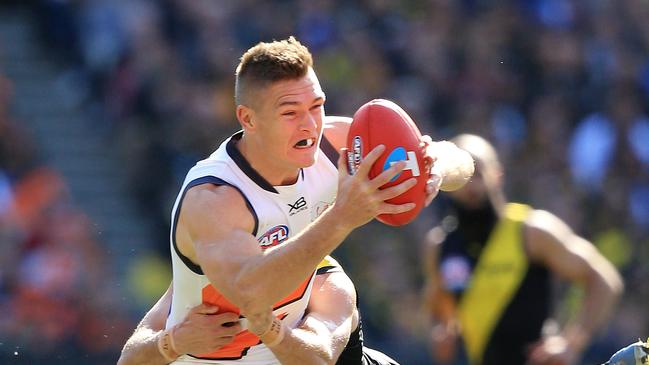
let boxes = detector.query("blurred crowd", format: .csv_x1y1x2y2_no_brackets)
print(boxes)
0,63,132,362
1,0,648,363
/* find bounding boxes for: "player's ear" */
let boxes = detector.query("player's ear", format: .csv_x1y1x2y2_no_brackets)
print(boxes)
236,105,255,131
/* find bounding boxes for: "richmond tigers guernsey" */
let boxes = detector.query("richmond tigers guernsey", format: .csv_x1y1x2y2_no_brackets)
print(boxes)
167,131,338,364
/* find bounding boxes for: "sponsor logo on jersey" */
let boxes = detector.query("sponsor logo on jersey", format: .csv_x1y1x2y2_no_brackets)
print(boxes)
288,196,307,216
383,147,420,181
258,225,289,249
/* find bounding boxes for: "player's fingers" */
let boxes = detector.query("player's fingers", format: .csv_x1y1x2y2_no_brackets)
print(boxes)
379,201,416,215
193,303,219,315
377,178,417,201
425,175,442,206
355,145,385,178
369,160,406,189
212,312,241,324
338,147,351,177
421,140,436,174
220,323,243,336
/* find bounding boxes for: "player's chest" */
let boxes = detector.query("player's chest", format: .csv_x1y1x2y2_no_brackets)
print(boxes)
253,174,335,250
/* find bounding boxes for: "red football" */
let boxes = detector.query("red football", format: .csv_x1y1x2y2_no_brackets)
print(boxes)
346,99,428,226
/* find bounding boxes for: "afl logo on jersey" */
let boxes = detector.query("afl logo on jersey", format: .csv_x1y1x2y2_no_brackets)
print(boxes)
258,225,289,249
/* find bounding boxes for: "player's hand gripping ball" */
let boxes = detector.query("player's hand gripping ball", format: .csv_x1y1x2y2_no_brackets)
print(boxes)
346,99,429,226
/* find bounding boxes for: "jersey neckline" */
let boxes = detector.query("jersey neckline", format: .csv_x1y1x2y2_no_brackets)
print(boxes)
226,131,280,194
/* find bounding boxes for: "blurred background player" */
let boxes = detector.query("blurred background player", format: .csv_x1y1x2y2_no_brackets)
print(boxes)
422,134,624,365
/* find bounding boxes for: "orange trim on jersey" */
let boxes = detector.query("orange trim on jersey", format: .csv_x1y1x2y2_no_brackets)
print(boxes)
194,273,313,359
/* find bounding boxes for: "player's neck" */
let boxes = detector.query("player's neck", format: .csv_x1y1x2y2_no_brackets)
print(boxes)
237,136,300,186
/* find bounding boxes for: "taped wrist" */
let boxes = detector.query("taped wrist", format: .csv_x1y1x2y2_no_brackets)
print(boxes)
258,317,286,348
157,327,180,362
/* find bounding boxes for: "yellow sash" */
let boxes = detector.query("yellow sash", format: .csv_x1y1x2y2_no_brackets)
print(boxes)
458,203,531,365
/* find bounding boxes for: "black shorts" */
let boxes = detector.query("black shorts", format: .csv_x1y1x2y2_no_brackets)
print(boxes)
336,321,400,365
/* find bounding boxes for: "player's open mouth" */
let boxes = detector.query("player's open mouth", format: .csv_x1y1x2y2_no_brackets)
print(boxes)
294,138,315,149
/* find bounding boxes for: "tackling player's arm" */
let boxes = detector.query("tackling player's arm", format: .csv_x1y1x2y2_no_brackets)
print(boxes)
117,284,241,365
524,210,624,365
181,144,414,319
118,285,173,365
117,286,241,365
252,270,357,365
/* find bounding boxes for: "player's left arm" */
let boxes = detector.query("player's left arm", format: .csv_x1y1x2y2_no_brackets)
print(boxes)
118,283,242,365
248,270,357,365
525,209,624,364
118,285,174,365
322,115,474,206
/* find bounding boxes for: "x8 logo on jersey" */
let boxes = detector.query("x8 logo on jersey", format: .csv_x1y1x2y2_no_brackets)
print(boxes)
383,147,420,182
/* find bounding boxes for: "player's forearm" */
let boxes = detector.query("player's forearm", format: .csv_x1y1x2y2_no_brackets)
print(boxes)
269,327,335,365
118,329,169,365
229,208,353,314
429,141,474,192
264,315,349,365
563,268,623,352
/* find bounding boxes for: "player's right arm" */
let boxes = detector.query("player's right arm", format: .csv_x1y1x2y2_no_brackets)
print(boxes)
524,210,623,365
422,227,459,364
181,145,415,319
261,270,357,364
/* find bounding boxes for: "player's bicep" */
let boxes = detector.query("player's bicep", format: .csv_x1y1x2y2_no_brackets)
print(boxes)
304,271,356,359
179,184,259,294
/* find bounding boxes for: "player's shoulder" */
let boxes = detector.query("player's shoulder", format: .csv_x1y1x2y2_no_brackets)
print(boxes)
181,183,255,232
524,208,569,236
184,184,249,216
523,208,578,260
323,115,352,150
324,115,352,126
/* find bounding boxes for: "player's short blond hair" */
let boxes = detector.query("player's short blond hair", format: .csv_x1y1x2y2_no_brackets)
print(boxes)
235,36,313,107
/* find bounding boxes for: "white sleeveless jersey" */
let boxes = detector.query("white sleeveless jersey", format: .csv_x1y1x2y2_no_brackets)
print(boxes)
167,131,338,364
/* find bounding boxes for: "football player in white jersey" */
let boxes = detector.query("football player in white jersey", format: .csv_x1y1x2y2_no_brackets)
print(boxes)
118,37,472,365
119,256,401,365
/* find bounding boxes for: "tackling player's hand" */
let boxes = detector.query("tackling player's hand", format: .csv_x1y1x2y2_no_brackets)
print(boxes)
420,135,442,207
332,145,416,229
172,303,242,356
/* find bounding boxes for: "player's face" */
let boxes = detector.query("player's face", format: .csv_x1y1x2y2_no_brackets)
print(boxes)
254,69,326,170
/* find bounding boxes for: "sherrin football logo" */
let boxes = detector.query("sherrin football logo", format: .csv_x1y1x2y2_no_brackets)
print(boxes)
347,136,363,175
383,147,420,181
258,225,289,249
